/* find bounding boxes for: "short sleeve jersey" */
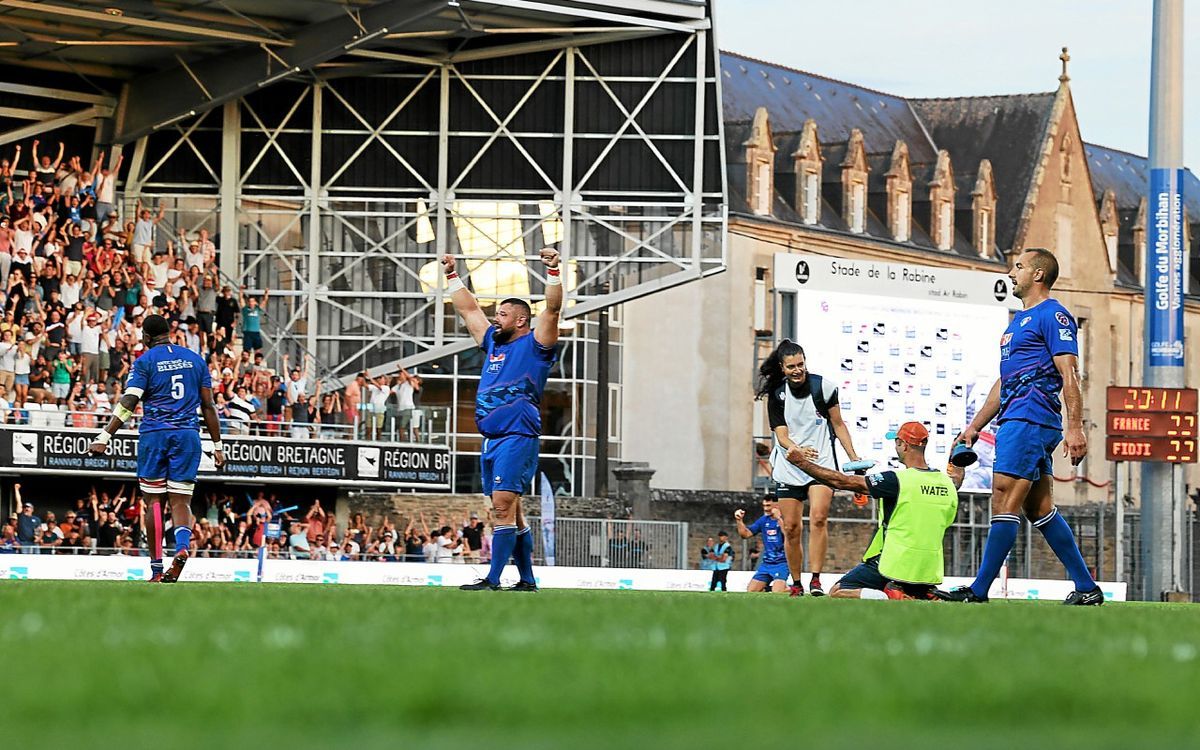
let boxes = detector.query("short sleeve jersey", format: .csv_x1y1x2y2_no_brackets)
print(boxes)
125,343,210,432
475,327,556,439
998,299,1078,430
747,515,786,565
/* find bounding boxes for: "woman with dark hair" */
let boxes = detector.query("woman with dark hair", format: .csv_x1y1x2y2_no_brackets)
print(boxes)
757,339,863,597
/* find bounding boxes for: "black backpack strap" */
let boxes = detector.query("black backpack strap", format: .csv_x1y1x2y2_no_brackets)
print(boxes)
807,373,840,466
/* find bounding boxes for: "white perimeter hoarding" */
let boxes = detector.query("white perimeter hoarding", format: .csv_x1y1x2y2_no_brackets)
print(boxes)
0,555,1126,601
773,254,1020,492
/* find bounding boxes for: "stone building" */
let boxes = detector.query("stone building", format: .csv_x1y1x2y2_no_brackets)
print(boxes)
622,49,1200,504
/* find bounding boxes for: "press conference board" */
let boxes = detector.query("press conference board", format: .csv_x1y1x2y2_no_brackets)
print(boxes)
773,253,1019,493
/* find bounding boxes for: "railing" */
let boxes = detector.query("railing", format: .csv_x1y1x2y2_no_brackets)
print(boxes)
0,545,430,561
525,516,689,569
0,405,450,445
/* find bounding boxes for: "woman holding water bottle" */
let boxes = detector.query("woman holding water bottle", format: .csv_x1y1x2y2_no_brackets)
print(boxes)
756,340,869,597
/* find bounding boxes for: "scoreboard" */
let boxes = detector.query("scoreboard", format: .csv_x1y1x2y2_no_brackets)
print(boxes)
1105,387,1198,463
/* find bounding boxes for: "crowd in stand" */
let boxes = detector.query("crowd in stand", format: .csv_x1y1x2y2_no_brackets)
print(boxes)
0,140,432,441
0,481,493,563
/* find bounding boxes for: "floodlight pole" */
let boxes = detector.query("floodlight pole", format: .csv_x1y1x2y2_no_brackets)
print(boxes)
1141,0,1187,601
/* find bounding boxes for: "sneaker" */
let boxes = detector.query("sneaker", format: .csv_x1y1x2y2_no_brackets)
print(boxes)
160,550,189,583
883,583,913,601
809,578,825,597
1063,587,1104,606
788,583,805,598
932,586,988,603
459,578,500,591
505,580,539,592
149,572,164,583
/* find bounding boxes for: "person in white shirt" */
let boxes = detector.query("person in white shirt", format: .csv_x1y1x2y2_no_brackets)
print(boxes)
78,313,102,383
366,375,389,440
60,275,81,307
0,328,16,394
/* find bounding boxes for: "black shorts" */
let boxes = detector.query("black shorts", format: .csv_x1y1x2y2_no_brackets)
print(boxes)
773,482,815,502
836,556,936,598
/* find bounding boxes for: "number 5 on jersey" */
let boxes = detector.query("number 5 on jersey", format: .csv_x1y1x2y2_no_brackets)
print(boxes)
171,373,184,400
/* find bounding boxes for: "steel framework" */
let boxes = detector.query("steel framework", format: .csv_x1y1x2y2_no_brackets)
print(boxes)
112,28,725,494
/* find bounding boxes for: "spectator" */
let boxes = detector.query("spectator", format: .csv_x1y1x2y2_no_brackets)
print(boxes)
462,513,484,564
288,523,311,560
131,199,165,266
226,384,256,434
237,284,268,351
14,485,43,553
95,510,122,554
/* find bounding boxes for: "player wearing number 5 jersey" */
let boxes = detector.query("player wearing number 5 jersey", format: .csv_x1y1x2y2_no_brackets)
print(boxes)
937,248,1102,605
90,315,225,582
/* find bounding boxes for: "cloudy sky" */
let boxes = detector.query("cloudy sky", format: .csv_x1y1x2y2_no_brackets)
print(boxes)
715,0,1198,167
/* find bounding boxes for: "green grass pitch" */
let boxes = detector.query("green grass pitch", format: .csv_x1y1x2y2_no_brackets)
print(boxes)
3,581,1199,749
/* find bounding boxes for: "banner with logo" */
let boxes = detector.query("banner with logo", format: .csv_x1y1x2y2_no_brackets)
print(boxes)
539,472,556,566
0,425,450,490
1147,168,1185,367
0,554,1127,600
773,253,1015,492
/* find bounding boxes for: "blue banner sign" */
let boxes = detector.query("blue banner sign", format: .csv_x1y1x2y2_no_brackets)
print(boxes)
1147,168,1185,366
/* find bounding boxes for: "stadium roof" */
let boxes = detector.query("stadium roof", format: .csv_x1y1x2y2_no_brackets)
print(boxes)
0,0,711,142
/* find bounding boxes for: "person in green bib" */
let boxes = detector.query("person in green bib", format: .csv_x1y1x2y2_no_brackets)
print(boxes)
788,421,963,600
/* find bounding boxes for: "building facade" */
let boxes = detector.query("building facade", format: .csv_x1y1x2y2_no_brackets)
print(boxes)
623,50,1200,504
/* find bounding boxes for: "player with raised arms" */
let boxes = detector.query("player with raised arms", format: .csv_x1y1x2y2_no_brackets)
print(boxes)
90,314,225,582
444,247,562,592
734,498,789,593
756,340,865,596
937,248,1102,604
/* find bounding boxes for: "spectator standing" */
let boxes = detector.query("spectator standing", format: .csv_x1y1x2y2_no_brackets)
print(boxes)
238,285,268,351
461,514,484,564
709,531,734,592
14,486,43,553
131,200,165,266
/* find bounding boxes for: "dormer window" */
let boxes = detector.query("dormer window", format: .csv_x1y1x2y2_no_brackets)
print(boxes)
792,119,823,225
840,128,868,234
743,106,777,217
884,140,912,242
929,150,955,251
971,159,997,257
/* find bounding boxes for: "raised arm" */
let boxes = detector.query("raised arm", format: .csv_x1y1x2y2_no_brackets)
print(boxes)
534,246,562,348
51,141,64,169
439,254,491,344
733,508,754,539
1054,354,1087,466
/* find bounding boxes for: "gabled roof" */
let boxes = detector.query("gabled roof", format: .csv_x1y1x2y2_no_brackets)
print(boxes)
908,93,1057,253
720,51,938,163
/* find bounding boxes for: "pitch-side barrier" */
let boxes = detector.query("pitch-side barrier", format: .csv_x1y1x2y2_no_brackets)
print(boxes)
0,555,1128,600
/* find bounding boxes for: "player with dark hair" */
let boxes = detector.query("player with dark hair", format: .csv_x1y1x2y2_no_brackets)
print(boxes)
788,422,963,600
756,339,863,596
90,314,225,582
937,247,1102,604
443,247,562,592
734,498,788,593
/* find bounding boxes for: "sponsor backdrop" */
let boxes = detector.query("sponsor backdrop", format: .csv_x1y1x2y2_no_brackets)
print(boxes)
0,555,1127,601
774,254,1020,492
0,425,450,490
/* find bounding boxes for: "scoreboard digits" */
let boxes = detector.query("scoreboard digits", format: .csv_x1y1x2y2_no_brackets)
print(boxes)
1105,387,1199,463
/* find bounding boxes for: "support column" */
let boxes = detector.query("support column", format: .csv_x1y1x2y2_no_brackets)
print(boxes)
1141,0,1187,600
219,100,241,283
433,64,451,347
306,83,324,362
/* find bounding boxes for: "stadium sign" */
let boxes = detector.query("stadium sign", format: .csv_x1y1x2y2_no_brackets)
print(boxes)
0,425,450,490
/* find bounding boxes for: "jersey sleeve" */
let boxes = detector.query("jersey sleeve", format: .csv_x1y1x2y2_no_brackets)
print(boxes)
767,387,786,429
1042,303,1079,358
865,470,900,501
125,352,150,396
747,517,765,536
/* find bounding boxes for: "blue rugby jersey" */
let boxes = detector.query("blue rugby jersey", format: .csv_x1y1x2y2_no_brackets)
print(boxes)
476,327,556,439
997,299,1078,430
748,515,787,565
125,344,210,432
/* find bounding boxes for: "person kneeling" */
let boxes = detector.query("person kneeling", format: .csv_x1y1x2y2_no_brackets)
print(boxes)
787,422,963,600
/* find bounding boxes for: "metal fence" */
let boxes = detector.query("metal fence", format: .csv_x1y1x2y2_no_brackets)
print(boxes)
526,516,688,569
